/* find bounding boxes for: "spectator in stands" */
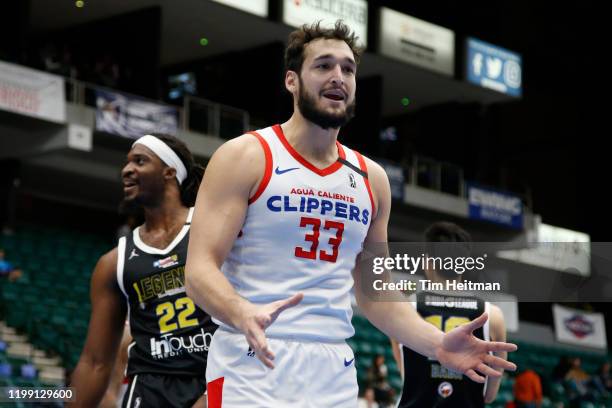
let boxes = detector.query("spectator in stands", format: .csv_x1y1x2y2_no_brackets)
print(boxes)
93,54,120,88
57,45,78,79
0,249,21,282
565,357,595,405
592,361,612,396
358,385,380,408
552,356,571,383
603,362,612,391
367,354,394,406
513,368,543,408
39,42,61,73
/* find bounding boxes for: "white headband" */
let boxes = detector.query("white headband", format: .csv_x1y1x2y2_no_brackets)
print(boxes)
132,135,188,184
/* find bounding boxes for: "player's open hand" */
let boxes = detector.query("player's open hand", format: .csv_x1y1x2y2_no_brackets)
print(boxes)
238,293,304,369
435,313,518,383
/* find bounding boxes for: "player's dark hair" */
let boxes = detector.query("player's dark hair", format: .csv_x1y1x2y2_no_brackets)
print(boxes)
425,222,472,245
149,133,204,207
285,20,363,75
424,222,472,280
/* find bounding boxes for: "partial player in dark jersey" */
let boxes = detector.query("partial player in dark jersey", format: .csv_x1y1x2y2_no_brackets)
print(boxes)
69,134,217,408
391,222,507,408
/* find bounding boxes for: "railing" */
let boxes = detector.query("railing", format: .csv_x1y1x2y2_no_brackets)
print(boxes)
409,155,465,197
64,73,529,205
2,59,534,212
406,155,533,208
62,78,532,206
64,77,250,139
183,95,250,140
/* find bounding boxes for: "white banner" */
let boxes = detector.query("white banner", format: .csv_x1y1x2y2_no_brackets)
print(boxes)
489,293,519,333
497,222,591,276
0,60,66,123
211,0,268,17
68,124,92,152
96,89,179,139
283,0,368,47
378,8,454,76
553,304,607,349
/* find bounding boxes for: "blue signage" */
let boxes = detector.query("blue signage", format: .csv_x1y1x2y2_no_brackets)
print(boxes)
467,184,523,229
466,37,522,97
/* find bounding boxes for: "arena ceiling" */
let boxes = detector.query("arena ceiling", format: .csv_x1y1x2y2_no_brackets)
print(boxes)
30,0,515,116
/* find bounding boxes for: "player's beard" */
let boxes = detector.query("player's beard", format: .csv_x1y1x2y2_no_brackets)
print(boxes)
297,77,355,130
118,197,144,218
119,178,165,215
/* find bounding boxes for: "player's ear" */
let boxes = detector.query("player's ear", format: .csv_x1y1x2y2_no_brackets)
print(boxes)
285,70,298,95
163,166,177,182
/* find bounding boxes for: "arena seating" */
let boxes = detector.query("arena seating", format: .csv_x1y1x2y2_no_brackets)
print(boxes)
350,315,612,407
0,226,111,398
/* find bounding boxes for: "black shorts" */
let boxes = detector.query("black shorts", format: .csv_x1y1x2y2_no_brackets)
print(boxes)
121,373,206,408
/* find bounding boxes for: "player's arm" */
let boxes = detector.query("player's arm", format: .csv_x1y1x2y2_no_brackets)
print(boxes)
352,159,445,359
390,338,403,378
185,135,302,369
191,393,208,408
352,158,517,383
185,135,261,329
99,325,132,408
68,249,128,408
484,304,507,403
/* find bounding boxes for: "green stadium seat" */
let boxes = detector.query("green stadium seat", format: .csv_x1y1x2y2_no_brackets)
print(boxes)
541,397,553,408
497,391,513,404
372,343,387,357
358,341,373,355
390,374,403,391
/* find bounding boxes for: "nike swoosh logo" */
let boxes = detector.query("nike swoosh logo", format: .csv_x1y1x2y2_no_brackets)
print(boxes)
344,358,354,367
275,166,300,175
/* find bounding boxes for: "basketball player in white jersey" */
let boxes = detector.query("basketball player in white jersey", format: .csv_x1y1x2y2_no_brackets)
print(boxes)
185,21,517,407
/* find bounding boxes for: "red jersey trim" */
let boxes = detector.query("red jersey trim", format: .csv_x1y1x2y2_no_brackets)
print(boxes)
207,377,224,408
272,124,346,177
247,131,273,205
354,150,376,218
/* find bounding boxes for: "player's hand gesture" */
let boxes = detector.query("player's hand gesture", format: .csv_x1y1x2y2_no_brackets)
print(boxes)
435,313,518,383
238,293,304,369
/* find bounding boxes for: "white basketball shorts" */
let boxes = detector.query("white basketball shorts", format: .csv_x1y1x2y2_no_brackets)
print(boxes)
206,328,358,407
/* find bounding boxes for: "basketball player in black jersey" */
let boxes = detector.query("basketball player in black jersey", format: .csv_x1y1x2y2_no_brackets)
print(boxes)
69,134,217,408
391,222,507,408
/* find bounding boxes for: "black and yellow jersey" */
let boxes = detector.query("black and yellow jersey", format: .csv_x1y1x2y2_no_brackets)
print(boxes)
398,291,489,408
117,208,217,376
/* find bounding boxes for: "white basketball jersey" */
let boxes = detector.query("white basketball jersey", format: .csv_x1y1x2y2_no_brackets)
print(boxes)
220,124,375,341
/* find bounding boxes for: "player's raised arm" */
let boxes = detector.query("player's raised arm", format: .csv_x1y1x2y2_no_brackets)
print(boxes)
352,157,517,383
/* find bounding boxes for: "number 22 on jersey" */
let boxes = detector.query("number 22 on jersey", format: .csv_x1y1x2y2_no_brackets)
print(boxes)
156,297,199,334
